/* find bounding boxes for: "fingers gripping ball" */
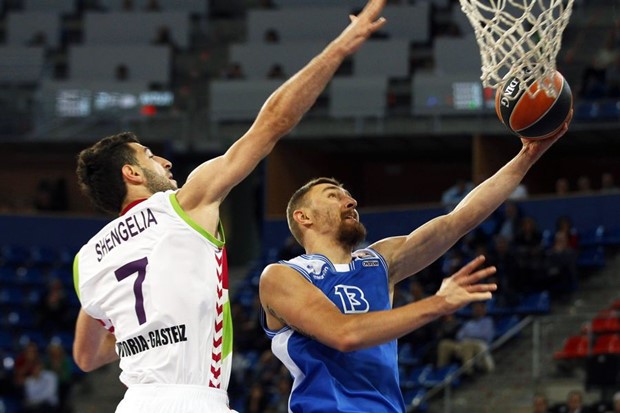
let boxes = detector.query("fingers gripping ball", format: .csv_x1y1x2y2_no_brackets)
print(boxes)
495,71,573,139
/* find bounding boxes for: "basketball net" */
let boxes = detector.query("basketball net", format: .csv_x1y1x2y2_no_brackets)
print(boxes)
459,0,574,98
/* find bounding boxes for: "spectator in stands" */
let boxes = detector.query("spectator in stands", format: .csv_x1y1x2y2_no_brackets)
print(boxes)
121,0,134,11
223,62,245,80
555,177,570,195
488,235,520,306
606,53,620,97
26,32,48,48
441,178,474,212
612,391,620,413
543,231,579,297
494,200,522,243
555,215,579,250
437,301,495,376
600,172,620,193
44,341,73,413
513,216,545,292
13,342,41,392
578,29,618,98
114,64,130,81
23,360,59,413
144,0,161,11
576,175,593,194
533,393,550,413
35,278,73,336
264,28,281,44
152,26,178,54
509,183,529,200
565,389,588,413
397,280,436,349
267,63,287,79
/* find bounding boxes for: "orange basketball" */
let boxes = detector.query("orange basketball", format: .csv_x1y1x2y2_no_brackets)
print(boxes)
495,71,573,139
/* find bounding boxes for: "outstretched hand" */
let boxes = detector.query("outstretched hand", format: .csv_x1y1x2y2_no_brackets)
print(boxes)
435,255,497,312
333,0,387,56
519,108,573,161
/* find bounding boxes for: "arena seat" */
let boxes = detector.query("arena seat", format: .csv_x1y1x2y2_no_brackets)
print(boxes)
432,35,481,75
98,0,207,13
229,42,325,80
591,316,620,334
553,335,589,360
591,334,620,355
22,0,74,13
83,11,191,48
68,45,171,83
421,363,461,388
209,79,284,122
352,39,409,78
328,76,388,119
5,11,62,48
0,47,46,84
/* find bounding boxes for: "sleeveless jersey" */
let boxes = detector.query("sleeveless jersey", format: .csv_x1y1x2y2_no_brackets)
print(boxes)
261,249,405,413
74,191,233,390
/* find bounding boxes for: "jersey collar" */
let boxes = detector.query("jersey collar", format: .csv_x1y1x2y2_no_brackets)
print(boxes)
120,198,148,216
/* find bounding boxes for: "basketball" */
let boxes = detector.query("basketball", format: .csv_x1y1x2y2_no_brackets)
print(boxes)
495,71,573,139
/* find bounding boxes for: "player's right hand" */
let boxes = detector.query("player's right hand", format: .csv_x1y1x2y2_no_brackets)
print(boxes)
334,0,387,56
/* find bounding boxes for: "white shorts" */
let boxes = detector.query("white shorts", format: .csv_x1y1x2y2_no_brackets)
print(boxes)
116,384,236,413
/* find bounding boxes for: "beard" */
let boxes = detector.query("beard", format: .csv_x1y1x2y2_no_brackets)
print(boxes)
142,167,177,193
336,219,367,250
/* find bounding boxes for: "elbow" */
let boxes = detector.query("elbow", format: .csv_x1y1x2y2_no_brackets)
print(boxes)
73,354,97,373
330,330,364,352
73,345,101,373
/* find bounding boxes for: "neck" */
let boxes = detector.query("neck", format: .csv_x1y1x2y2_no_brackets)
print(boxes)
303,238,353,264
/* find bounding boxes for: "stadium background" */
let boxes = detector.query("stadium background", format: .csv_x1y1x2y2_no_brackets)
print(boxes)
0,0,620,412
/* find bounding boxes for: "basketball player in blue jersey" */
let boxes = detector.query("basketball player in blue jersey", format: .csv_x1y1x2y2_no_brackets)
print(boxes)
71,1,389,412
259,122,572,412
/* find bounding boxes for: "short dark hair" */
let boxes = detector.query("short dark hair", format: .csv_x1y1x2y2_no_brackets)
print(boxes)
286,177,343,245
76,132,140,214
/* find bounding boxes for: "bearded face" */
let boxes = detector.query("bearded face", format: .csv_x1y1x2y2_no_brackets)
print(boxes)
141,166,177,193
336,213,367,250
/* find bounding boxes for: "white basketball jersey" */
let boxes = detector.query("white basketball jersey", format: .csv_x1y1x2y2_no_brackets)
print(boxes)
74,191,233,390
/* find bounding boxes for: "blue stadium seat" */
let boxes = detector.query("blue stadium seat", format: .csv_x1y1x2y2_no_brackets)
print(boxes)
6,309,35,329
421,363,461,388
579,226,606,248
30,245,60,267
19,331,47,350
493,315,521,340
577,246,606,269
14,266,45,288
0,287,24,306
0,331,14,351
0,244,31,266
515,291,550,314
0,396,22,413
400,364,432,389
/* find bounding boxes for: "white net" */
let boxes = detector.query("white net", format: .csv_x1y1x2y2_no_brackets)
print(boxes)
459,0,574,98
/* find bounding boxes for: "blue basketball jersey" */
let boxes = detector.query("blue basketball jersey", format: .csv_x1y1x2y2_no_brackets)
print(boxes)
261,248,405,413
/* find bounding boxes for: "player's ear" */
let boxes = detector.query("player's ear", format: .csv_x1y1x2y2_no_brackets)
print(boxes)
293,209,311,226
121,164,143,185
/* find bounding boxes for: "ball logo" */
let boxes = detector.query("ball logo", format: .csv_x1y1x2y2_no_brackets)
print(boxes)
500,78,521,108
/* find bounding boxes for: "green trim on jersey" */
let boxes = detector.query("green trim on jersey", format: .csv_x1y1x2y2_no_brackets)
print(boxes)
223,299,233,360
73,253,80,300
169,193,225,248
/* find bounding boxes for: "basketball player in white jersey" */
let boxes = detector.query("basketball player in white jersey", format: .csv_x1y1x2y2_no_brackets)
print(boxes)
72,1,388,411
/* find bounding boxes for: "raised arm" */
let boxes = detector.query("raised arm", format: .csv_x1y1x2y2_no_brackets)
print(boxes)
175,0,387,232
372,121,571,285
260,256,496,352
